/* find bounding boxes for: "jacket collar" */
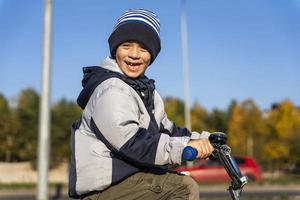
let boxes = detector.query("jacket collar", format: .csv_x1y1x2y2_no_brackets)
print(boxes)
100,57,124,74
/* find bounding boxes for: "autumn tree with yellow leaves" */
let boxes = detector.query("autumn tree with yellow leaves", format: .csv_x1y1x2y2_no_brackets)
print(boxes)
227,99,300,171
227,99,268,158
264,100,300,170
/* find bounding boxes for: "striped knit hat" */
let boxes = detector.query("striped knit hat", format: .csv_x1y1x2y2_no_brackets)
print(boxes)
108,8,161,64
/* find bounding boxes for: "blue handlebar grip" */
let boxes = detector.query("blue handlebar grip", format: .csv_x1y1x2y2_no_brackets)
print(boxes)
182,146,198,161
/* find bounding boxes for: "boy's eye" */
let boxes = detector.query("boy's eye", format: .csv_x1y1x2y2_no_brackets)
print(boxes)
121,43,131,47
139,44,145,48
119,44,130,50
140,47,148,52
139,45,148,52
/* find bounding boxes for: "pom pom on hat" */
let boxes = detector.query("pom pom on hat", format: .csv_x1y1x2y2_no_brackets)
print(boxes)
108,8,161,64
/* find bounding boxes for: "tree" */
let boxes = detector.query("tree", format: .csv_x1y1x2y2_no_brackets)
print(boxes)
190,102,209,132
51,99,81,167
228,99,267,159
15,88,39,162
206,108,228,133
164,97,185,127
0,94,14,161
265,100,300,170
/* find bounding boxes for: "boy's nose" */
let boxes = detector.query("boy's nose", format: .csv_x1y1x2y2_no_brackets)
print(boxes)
128,46,140,59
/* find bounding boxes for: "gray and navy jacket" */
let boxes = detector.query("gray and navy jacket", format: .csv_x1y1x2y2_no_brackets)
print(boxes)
69,57,208,198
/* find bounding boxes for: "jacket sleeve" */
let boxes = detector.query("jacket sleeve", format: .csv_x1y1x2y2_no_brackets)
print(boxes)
90,83,189,167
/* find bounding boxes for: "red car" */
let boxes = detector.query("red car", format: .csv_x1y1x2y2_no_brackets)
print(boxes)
176,156,262,183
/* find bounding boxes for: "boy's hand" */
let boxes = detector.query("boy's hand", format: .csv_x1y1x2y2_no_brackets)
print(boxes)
187,139,214,159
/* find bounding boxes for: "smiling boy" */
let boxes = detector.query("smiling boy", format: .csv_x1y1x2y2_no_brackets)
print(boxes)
116,42,151,78
69,8,213,200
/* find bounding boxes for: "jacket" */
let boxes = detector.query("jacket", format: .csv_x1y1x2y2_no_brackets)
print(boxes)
69,57,205,198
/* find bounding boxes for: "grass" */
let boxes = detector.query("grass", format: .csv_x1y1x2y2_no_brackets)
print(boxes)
258,173,300,185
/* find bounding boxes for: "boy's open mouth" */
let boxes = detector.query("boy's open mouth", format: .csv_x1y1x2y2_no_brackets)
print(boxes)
125,61,141,66
125,61,142,71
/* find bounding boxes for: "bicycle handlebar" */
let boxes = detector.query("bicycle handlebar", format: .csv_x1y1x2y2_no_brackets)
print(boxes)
182,132,247,200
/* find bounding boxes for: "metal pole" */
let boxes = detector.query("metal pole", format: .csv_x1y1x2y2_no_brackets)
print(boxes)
180,0,191,130
37,0,52,199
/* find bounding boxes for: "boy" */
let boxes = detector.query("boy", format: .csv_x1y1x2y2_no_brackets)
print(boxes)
69,8,214,200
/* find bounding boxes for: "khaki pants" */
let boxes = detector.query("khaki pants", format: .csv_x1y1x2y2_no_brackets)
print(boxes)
82,172,200,200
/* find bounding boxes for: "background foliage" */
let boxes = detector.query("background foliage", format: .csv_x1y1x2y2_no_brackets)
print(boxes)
0,88,299,172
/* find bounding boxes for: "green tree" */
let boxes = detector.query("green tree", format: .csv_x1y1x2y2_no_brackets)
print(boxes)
51,99,81,167
206,108,228,133
15,88,39,162
164,97,185,127
0,94,14,161
190,102,209,132
225,99,238,133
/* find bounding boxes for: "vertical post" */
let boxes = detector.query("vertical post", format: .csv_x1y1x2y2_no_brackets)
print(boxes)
37,0,52,199
180,0,191,130
181,0,193,167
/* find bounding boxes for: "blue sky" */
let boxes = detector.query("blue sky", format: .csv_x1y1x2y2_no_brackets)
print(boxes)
1,0,299,111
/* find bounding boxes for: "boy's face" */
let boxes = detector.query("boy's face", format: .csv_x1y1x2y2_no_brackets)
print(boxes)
115,41,151,79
